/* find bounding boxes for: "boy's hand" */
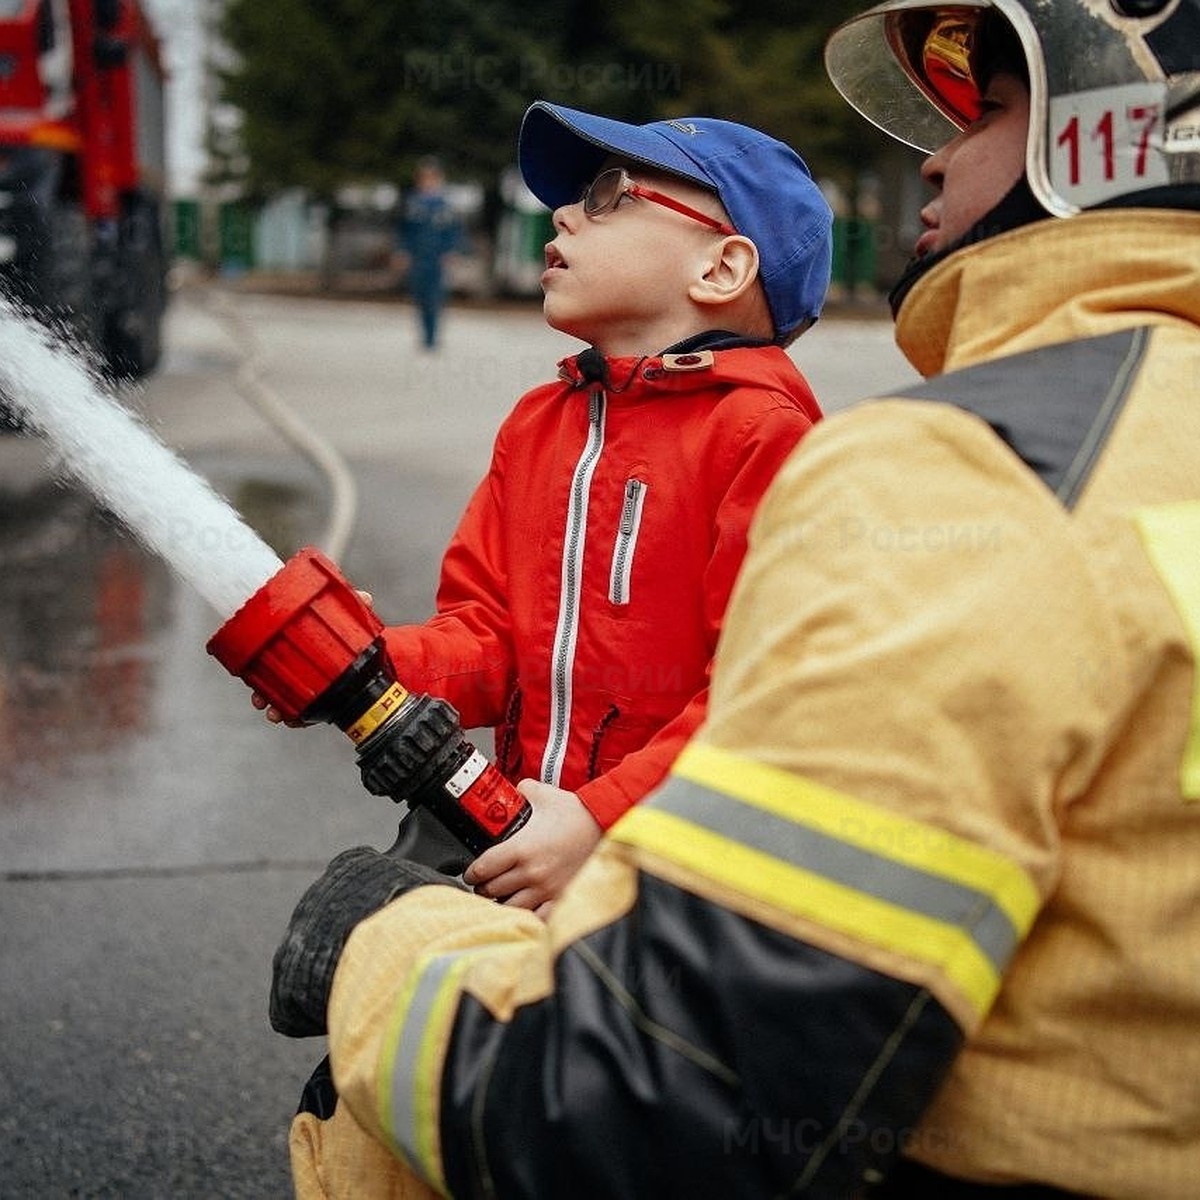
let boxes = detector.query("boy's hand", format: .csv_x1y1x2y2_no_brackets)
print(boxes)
251,690,303,726
464,781,602,917
250,588,374,725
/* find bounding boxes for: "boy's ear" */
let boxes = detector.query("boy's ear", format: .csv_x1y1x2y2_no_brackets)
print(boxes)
688,235,760,309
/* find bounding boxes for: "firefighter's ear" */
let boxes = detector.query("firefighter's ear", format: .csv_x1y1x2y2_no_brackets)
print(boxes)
688,235,760,308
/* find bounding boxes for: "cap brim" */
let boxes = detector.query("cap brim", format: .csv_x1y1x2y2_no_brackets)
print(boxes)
518,101,716,210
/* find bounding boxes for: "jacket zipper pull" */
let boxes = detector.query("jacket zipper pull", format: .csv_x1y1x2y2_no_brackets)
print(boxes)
619,479,638,535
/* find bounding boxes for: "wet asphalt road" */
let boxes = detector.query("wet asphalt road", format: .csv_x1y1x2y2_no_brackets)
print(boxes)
0,283,917,1198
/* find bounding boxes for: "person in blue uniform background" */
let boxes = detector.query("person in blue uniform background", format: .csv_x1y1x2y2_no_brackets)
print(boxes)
396,156,464,350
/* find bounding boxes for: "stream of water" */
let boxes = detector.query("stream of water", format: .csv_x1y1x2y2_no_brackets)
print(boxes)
0,301,282,618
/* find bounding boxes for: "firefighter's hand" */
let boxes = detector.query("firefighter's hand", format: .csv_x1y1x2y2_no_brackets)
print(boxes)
270,846,454,1038
463,781,602,918
251,590,374,725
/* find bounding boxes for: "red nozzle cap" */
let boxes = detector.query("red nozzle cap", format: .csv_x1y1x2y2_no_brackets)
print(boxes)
206,547,383,722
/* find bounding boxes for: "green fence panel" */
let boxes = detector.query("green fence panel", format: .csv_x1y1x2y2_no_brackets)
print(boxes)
173,199,202,259
218,202,256,272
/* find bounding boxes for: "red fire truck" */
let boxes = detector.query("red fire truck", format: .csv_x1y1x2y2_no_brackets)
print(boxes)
0,0,167,382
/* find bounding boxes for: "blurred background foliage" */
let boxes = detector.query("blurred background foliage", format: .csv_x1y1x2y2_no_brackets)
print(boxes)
216,0,891,200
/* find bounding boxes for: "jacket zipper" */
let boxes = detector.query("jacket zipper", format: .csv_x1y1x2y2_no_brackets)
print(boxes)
541,388,606,785
609,478,647,604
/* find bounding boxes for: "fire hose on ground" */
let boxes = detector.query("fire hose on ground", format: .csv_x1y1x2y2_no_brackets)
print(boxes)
203,286,359,564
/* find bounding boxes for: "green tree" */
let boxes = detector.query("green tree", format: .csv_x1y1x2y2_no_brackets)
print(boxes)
218,0,563,194
580,0,890,186
217,0,881,196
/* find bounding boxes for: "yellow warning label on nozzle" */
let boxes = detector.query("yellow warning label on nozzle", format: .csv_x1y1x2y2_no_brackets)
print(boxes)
347,682,409,745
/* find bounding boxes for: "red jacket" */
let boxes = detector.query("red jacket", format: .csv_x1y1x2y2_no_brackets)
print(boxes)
383,343,820,827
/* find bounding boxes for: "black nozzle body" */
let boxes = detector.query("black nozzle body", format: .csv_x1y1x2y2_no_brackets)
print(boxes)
301,637,396,731
356,694,528,856
297,635,530,857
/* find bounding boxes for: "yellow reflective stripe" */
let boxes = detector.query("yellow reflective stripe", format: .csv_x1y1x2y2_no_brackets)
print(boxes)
675,742,1039,936
610,743,1041,1021
378,949,479,1194
1135,503,1200,799
614,806,1000,1020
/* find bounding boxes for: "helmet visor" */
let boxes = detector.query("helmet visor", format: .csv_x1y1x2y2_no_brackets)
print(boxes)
825,0,993,153
828,0,1200,217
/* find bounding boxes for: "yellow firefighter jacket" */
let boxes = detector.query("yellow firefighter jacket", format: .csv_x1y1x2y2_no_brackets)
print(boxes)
301,208,1200,1198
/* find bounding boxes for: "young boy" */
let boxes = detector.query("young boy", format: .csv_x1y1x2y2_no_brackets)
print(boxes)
264,101,832,913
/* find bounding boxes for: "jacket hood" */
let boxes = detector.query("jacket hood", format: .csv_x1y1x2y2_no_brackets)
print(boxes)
896,208,1200,378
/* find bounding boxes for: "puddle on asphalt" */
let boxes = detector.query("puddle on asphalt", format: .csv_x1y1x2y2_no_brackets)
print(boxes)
0,481,170,765
0,447,482,872
0,458,323,776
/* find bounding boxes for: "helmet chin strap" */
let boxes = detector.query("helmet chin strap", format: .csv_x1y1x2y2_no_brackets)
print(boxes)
888,175,1049,317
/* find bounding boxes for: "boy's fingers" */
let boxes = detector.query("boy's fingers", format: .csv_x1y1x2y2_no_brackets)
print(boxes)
250,691,286,723
463,841,518,886
501,887,544,912
472,863,526,901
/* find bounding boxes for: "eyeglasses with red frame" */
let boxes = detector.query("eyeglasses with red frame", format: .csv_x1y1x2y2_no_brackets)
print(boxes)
579,167,736,235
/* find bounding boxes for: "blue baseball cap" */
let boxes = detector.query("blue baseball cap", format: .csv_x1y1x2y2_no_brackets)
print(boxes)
518,100,833,341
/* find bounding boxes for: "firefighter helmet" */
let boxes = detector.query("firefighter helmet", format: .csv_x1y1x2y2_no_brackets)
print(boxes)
825,0,1200,216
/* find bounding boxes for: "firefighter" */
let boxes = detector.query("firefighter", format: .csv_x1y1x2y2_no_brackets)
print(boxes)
268,2,1200,1195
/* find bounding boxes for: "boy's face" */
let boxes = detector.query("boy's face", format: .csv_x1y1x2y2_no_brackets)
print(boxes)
914,70,1030,258
541,159,735,355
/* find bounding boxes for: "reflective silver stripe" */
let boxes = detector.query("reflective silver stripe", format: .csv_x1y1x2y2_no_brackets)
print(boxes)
541,390,606,785
609,477,647,605
388,951,462,1185
647,774,1021,976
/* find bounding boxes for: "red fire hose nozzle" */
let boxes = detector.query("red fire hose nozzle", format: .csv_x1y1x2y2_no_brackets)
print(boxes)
206,547,530,856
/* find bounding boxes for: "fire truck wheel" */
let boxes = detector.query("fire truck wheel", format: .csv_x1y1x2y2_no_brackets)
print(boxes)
44,203,96,346
103,197,166,380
